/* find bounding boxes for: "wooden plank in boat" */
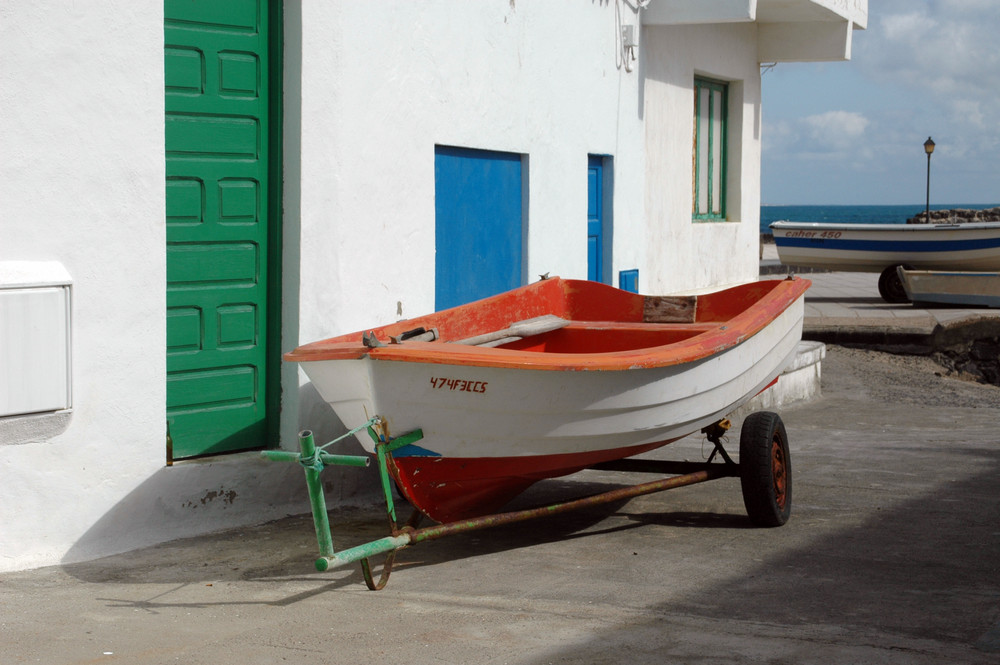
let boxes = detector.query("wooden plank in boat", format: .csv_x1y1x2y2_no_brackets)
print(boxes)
643,295,696,323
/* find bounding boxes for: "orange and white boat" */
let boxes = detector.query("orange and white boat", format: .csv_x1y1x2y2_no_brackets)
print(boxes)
286,276,810,523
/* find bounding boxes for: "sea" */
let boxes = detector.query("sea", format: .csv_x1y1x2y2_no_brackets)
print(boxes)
759,203,1000,235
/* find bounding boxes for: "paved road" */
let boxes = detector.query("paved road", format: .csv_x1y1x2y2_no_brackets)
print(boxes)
3,346,999,664
761,241,1000,327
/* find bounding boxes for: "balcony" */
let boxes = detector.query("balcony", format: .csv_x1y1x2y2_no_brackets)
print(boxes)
640,0,868,62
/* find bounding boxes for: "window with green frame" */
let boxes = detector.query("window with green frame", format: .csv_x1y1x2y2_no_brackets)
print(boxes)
693,77,727,221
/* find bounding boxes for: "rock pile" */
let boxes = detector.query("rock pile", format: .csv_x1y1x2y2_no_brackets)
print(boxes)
934,337,1000,386
906,206,1000,224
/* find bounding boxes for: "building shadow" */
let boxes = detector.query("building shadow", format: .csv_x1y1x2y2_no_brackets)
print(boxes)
508,446,1000,662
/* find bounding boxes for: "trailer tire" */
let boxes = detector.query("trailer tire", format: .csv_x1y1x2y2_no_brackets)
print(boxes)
740,411,791,527
878,265,911,303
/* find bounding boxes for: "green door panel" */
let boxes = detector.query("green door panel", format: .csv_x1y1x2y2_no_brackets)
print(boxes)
165,0,277,458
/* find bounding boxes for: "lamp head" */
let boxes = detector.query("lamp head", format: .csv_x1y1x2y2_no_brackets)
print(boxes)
924,137,935,155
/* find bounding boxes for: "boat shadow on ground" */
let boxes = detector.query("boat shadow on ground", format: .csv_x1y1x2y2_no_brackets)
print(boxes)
387,477,753,568
315,469,756,593
59,474,752,601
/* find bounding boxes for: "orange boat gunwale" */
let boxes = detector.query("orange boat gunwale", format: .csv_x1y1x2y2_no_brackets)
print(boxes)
285,277,811,371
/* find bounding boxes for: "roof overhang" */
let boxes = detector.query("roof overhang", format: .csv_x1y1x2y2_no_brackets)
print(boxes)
640,0,868,62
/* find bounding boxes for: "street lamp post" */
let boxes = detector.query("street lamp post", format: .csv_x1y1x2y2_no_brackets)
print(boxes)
924,137,935,224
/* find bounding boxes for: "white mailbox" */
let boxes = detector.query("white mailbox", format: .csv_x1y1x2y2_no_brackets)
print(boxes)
0,262,72,418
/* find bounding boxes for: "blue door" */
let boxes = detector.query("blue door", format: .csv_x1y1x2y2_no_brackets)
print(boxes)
587,155,604,282
435,146,523,310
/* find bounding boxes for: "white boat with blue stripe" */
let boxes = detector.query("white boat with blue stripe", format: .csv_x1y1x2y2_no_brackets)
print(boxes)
770,220,1000,302
770,221,1000,272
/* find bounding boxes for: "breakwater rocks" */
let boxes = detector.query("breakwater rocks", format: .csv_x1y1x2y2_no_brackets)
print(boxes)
906,206,1000,224
806,316,1000,388
934,336,1000,386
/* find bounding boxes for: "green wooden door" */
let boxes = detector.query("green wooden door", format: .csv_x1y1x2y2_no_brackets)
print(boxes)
165,0,279,458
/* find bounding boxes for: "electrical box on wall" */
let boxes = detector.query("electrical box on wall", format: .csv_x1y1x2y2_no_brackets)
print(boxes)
0,262,72,418
621,24,637,49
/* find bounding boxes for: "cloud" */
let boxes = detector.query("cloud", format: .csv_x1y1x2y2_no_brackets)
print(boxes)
873,11,999,94
803,111,870,149
950,99,986,131
762,111,869,162
857,0,1000,142
763,1,1000,203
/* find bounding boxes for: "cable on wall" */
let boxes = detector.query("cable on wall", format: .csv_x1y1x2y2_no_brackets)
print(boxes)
615,0,648,73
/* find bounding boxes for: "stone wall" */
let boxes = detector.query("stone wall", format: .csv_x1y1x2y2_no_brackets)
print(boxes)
906,207,1000,224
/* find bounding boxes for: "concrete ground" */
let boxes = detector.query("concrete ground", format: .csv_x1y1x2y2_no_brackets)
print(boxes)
762,241,1000,336
802,270,1000,324
4,261,1000,664
3,344,1000,664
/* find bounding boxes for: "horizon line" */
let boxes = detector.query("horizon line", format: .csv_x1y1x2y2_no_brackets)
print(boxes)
761,202,1000,207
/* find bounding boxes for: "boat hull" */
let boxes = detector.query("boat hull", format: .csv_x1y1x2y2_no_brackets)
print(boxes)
388,440,678,523
770,221,1000,272
292,279,807,523
898,268,1000,308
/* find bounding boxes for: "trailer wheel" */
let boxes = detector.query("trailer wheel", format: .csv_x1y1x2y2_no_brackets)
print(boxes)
878,265,910,303
740,411,791,527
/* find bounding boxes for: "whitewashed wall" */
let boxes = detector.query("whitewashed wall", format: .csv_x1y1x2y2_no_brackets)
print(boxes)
0,2,167,569
291,1,647,347
286,0,656,452
0,2,314,573
289,4,762,356
643,22,763,293
0,0,768,572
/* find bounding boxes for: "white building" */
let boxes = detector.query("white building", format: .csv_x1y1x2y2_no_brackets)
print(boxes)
0,0,866,571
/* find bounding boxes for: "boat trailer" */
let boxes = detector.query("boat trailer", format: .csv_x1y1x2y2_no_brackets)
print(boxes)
262,412,790,590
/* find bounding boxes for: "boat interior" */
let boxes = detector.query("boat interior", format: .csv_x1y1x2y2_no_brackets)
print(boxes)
285,277,807,368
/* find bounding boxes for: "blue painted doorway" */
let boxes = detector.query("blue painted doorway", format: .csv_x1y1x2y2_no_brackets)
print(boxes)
435,146,523,310
587,155,604,282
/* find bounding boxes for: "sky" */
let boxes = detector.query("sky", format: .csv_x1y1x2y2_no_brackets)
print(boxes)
761,0,1000,206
